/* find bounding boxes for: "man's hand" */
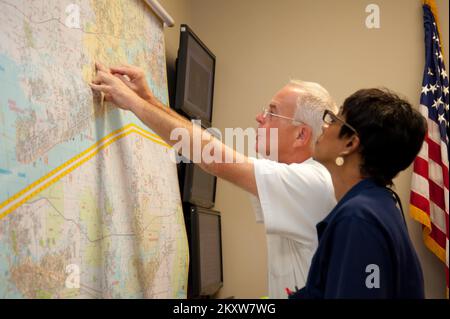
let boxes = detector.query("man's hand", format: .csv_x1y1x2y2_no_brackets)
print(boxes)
90,62,143,111
110,64,156,103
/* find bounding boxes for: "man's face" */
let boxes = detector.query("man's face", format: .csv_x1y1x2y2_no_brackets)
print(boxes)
255,85,300,163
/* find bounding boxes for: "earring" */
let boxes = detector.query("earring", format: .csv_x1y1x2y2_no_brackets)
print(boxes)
335,156,344,166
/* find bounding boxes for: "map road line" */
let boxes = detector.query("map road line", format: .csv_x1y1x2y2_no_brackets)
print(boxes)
0,123,170,220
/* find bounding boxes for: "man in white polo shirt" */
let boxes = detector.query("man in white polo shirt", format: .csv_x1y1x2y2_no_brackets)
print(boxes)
250,81,337,298
90,63,337,298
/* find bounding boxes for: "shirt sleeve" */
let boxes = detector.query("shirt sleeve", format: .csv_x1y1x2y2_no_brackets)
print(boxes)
249,194,264,223
252,158,335,245
323,216,394,298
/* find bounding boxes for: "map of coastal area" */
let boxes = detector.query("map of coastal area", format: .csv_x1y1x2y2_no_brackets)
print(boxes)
0,0,189,298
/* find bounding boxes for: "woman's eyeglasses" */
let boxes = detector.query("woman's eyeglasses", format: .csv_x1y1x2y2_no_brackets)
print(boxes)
322,109,358,135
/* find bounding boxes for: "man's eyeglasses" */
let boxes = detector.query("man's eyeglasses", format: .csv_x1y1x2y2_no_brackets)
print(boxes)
261,107,303,125
322,109,358,135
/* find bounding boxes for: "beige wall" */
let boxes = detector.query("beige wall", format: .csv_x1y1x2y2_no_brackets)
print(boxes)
160,0,449,299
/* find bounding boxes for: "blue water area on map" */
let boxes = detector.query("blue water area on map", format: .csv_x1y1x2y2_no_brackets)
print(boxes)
0,168,12,175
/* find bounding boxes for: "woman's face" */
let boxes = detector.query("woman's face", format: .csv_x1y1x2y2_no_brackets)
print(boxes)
313,110,352,169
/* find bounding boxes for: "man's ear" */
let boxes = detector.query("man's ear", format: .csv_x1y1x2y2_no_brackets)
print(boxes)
293,126,312,148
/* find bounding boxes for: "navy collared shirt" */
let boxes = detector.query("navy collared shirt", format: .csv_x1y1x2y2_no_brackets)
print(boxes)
290,179,424,299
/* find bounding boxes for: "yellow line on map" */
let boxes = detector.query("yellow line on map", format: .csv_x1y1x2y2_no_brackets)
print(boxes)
0,124,171,220
1,124,132,209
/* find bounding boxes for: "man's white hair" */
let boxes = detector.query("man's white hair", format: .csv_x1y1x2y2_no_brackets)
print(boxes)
288,79,338,144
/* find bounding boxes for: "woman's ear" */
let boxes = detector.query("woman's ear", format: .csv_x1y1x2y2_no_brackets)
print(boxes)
340,135,360,156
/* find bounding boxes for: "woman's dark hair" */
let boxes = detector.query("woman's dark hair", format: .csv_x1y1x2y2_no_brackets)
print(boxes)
340,88,427,186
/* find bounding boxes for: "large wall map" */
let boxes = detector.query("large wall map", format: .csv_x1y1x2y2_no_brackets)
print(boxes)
0,0,189,298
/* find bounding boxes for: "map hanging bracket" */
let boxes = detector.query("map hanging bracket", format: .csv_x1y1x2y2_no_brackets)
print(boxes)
143,0,175,27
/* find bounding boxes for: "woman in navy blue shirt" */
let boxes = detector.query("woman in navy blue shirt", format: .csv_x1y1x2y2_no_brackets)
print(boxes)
290,88,427,298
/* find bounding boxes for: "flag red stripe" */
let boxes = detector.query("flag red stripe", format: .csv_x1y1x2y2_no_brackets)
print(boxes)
410,191,430,214
429,179,447,212
427,136,442,164
413,157,429,179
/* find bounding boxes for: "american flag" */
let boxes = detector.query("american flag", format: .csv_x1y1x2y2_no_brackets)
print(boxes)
410,1,449,297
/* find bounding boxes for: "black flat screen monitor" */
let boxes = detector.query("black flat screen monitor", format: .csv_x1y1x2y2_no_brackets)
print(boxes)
175,24,216,127
182,162,217,209
186,206,223,297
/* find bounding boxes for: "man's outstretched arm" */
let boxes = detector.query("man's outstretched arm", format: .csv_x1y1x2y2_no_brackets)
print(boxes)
109,64,189,123
90,63,258,196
